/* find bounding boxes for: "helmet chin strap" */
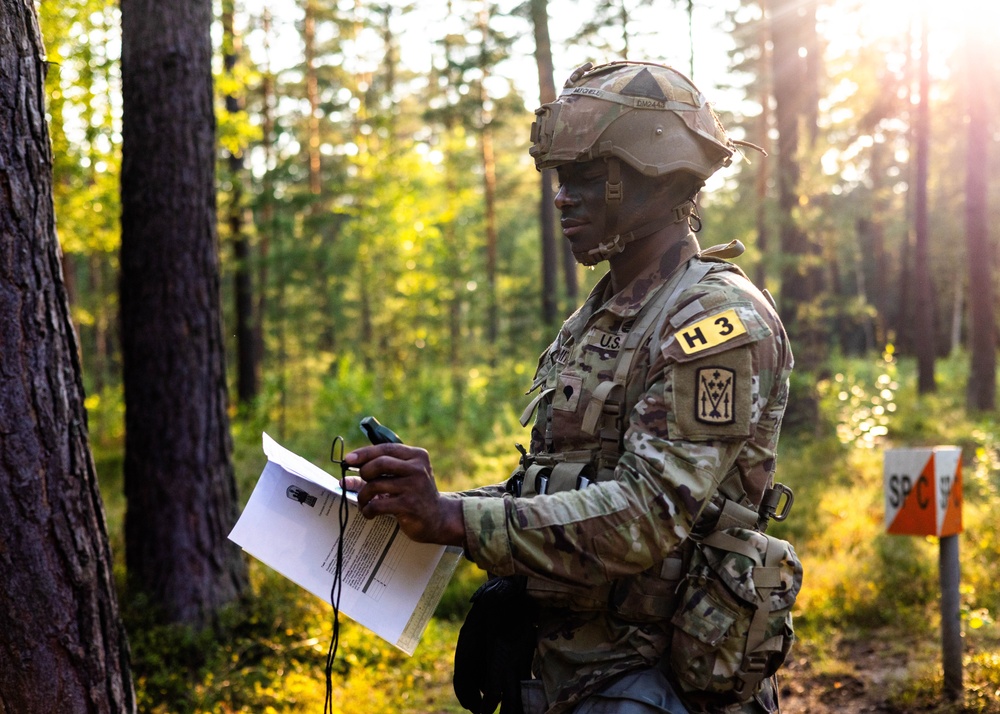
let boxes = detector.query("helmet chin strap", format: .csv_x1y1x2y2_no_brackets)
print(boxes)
572,158,696,266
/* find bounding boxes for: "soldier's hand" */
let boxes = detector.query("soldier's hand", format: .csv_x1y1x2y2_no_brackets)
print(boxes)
344,444,465,547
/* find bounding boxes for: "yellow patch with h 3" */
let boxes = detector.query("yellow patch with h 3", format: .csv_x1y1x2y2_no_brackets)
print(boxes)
676,308,747,355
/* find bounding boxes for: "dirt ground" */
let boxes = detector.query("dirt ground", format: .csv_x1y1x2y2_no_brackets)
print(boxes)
776,633,987,714
778,638,902,713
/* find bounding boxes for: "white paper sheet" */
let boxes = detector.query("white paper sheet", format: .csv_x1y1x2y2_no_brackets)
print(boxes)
229,433,461,655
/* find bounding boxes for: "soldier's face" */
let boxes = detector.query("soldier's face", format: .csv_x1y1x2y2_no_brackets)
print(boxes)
554,161,608,255
554,160,669,259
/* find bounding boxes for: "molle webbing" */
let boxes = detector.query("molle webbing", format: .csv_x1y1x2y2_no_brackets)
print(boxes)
579,257,716,470
520,254,776,623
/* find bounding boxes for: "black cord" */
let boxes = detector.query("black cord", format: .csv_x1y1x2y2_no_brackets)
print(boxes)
325,443,351,714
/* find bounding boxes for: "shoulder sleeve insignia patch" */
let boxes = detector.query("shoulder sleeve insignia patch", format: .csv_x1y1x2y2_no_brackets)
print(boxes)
676,308,747,355
669,345,753,440
696,367,736,425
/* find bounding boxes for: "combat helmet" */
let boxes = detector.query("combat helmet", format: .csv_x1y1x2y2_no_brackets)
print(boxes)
530,61,740,264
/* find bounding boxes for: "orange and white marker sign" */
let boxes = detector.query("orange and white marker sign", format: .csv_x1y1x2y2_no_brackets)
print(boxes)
884,447,962,536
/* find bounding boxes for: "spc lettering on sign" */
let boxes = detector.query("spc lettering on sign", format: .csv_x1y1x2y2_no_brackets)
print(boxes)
887,473,931,509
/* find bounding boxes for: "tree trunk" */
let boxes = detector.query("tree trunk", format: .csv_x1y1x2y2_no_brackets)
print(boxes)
483,120,499,348
686,0,694,78
753,7,772,289
120,0,248,626
893,18,918,355
770,0,825,368
867,140,890,346
255,8,275,390
963,16,996,411
913,10,936,394
223,0,259,406
304,0,321,198
530,0,560,325
0,1,136,710
478,7,499,351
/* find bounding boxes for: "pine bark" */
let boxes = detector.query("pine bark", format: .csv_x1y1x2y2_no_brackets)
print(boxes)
119,0,248,626
0,1,135,710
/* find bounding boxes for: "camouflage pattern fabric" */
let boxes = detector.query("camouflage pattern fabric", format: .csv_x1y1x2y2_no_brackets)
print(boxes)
669,527,802,708
530,62,734,181
459,233,794,714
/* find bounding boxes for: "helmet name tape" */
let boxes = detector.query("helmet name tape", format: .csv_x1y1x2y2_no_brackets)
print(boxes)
561,85,699,111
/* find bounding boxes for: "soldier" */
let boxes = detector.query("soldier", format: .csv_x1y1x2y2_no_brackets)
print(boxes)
345,61,796,714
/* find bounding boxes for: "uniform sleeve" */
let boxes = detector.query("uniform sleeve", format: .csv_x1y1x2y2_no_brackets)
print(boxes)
461,435,744,583
462,275,787,586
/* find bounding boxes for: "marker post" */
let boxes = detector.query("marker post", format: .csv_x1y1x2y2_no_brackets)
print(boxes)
884,446,963,701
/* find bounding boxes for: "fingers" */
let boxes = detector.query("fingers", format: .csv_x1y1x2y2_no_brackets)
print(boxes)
356,474,408,504
340,475,365,492
342,443,452,544
344,444,431,483
356,484,403,517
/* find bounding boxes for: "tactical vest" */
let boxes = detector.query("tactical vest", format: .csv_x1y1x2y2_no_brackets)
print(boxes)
508,245,792,622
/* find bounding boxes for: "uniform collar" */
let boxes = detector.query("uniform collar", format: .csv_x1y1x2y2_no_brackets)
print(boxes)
559,234,701,347
597,232,701,317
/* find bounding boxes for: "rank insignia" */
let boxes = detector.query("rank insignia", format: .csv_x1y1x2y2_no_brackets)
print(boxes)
696,366,735,424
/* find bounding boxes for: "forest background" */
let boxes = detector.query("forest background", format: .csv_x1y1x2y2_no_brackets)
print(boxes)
3,0,1000,711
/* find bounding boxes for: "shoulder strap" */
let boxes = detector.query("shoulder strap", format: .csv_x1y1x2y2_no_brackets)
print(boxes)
580,257,714,438
646,258,716,365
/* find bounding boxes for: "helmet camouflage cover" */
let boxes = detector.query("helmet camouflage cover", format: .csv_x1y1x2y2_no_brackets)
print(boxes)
530,61,735,181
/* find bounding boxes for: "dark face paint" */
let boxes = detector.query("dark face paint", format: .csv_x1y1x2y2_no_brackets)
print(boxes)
555,160,688,263
554,161,609,259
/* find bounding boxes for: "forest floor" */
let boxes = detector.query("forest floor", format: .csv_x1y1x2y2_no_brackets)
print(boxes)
776,628,1000,714
779,635,905,713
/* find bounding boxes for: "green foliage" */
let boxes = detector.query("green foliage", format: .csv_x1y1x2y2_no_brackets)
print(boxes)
97,348,1000,712
776,351,1000,710
39,0,1000,709
122,560,472,714
433,558,487,623
884,630,1000,713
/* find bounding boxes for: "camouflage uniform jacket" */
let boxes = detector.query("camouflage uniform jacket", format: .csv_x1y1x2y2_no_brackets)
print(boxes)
460,234,794,713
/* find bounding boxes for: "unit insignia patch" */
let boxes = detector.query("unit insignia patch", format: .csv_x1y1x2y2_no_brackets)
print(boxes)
695,366,735,425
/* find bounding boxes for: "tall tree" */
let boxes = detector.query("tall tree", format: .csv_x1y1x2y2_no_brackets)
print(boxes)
120,0,248,625
529,0,560,325
963,15,995,411
222,0,260,406
729,0,774,288
304,0,323,199
477,2,501,348
255,7,276,402
769,0,825,367
0,0,135,710
912,8,935,394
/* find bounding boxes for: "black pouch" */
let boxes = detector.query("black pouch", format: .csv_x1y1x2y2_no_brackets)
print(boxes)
454,575,537,714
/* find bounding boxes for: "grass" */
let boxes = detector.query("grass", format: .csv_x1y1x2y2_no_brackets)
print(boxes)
89,350,1000,712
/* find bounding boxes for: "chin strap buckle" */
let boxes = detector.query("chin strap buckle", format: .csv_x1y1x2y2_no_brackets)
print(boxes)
672,199,695,223
577,233,628,266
